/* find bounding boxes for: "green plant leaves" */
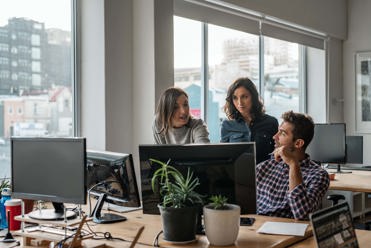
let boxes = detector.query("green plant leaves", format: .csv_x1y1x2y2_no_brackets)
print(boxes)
209,195,228,210
150,158,203,208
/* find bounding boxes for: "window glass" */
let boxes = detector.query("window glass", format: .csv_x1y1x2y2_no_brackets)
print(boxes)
174,16,202,119
208,24,259,142
174,15,322,143
0,0,74,179
263,37,301,120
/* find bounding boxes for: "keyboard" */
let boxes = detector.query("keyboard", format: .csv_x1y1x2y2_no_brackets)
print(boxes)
103,203,142,213
326,164,371,171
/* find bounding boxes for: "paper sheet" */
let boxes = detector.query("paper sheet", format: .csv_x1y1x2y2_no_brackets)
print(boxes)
257,221,308,236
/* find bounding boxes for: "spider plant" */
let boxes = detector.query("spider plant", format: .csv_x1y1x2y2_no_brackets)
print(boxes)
150,158,203,208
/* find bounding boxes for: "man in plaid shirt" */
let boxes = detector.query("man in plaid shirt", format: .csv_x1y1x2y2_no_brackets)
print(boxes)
256,111,330,220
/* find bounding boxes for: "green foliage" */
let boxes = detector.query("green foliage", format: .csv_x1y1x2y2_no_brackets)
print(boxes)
0,177,10,191
209,195,228,210
150,158,203,208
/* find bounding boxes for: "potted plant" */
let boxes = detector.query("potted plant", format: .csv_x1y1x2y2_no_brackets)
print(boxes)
150,158,203,243
203,195,240,246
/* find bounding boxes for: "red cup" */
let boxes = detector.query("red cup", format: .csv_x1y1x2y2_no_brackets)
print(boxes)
4,199,22,231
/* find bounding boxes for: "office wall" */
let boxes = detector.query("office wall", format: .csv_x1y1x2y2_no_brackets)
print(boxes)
80,0,106,150
132,0,156,156
105,0,133,153
343,0,371,163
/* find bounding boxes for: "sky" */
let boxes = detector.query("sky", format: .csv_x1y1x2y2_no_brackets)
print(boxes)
0,0,71,30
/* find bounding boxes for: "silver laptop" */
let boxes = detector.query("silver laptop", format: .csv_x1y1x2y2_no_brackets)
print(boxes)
310,202,359,248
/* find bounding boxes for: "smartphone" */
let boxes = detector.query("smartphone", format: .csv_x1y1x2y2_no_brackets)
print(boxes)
240,217,255,226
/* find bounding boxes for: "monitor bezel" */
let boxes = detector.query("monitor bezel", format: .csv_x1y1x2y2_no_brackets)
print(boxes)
86,150,141,208
10,137,87,205
139,142,256,215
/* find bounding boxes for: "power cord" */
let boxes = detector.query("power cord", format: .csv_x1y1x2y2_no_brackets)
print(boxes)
153,230,163,247
87,180,119,216
84,218,128,242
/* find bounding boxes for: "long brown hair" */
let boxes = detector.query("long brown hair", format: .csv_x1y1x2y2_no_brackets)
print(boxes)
224,77,264,120
154,87,190,134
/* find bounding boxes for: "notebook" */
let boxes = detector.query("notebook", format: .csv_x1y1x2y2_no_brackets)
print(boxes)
310,202,359,248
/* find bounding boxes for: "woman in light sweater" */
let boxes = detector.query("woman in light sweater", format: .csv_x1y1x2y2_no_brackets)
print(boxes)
153,87,210,144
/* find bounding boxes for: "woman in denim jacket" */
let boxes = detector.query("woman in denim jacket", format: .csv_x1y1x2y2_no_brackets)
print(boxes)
221,78,278,163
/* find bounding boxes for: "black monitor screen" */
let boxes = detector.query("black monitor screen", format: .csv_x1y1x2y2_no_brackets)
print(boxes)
86,150,140,208
139,143,256,215
11,137,87,204
306,123,346,164
346,136,363,164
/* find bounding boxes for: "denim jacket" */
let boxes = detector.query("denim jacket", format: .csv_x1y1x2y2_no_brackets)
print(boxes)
221,114,278,163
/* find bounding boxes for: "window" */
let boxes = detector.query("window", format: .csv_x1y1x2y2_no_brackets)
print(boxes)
0,0,76,179
31,47,40,59
174,15,324,143
31,34,40,46
263,37,301,118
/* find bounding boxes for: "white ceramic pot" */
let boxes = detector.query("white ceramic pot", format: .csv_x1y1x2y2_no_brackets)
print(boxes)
203,204,240,246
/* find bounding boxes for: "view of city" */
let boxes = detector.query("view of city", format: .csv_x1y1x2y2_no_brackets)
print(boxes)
0,1,72,179
174,16,300,142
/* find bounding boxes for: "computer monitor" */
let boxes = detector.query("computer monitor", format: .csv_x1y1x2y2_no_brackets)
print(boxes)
139,142,256,215
86,150,140,223
11,137,86,220
346,136,363,164
306,123,347,173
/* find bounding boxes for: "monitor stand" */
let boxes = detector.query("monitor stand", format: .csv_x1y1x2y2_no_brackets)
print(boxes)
28,202,76,220
334,163,352,174
91,193,127,224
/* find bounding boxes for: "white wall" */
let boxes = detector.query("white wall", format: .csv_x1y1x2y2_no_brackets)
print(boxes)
80,0,105,150
132,0,156,157
105,0,133,154
307,47,326,123
343,0,371,163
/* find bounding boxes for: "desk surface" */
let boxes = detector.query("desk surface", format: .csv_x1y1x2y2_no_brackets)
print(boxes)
90,211,312,248
288,229,371,248
328,169,371,192
13,210,312,248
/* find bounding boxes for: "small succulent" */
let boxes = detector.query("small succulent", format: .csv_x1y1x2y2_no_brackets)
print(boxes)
209,195,228,210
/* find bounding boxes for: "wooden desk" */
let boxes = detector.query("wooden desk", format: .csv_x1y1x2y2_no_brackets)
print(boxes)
288,229,371,248
12,210,312,248
328,170,371,192
89,211,312,248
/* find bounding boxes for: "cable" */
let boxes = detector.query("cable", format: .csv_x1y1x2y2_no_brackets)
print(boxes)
84,218,128,242
153,230,163,247
87,179,119,216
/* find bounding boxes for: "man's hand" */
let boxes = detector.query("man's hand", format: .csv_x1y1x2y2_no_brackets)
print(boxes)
273,146,298,167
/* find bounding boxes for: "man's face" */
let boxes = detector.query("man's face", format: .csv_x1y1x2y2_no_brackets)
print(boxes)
273,121,296,151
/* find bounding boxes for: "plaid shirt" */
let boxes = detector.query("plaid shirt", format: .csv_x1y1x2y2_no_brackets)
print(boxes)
256,155,330,220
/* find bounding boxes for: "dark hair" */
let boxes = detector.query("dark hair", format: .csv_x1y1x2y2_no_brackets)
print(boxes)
224,77,264,120
281,111,314,149
154,87,190,134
